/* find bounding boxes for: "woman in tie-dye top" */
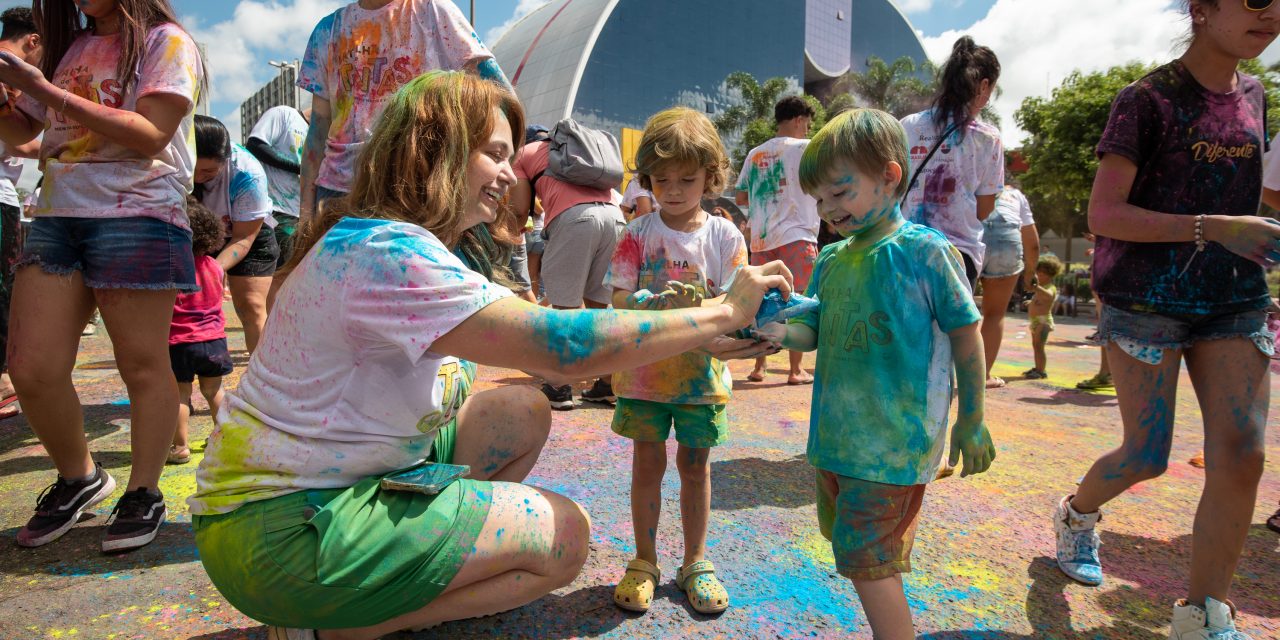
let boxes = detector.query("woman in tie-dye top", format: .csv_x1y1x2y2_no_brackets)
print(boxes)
0,0,203,555
1053,2,1280,637
297,0,510,220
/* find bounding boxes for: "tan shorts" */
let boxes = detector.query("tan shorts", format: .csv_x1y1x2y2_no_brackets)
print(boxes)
816,469,926,581
541,203,625,307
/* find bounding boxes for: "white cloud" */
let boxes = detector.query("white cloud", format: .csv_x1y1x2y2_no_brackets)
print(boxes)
898,0,935,12
920,0,1205,147
485,0,553,45
186,0,343,138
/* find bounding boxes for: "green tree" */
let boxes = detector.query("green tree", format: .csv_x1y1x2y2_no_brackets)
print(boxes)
1014,62,1153,253
835,55,935,118
714,72,793,169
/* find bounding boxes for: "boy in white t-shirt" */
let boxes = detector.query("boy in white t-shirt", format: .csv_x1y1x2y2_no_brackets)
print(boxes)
246,105,308,284
735,96,820,385
607,107,747,616
297,0,508,219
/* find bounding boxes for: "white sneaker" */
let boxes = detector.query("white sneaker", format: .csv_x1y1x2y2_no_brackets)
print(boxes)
1170,597,1250,639
266,628,316,640
1053,494,1103,586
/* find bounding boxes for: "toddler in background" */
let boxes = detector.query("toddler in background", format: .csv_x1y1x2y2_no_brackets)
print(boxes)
1024,255,1063,380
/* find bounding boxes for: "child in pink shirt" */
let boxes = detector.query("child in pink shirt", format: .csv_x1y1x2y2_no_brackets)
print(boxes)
168,199,232,464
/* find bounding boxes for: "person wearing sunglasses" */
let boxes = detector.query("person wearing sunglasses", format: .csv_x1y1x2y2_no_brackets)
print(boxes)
1052,1,1280,639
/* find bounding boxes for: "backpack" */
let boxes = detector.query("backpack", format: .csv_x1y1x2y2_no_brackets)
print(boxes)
542,118,623,190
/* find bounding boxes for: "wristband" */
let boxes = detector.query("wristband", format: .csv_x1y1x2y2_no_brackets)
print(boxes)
57,89,69,115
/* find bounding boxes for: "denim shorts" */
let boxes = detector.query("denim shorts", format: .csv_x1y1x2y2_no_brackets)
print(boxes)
980,225,1023,279
1098,305,1274,365
18,216,197,291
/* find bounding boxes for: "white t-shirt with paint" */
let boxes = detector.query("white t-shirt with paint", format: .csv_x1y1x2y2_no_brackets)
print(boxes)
188,218,513,515
735,136,819,252
0,141,24,208
990,186,1034,228
900,110,1004,267
298,0,492,193
247,105,307,218
17,23,202,229
198,145,274,238
621,178,658,214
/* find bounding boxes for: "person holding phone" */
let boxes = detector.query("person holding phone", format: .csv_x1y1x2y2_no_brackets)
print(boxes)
187,71,788,639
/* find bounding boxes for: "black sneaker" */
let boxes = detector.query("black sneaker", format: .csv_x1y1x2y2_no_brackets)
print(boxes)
17,464,117,547
540,383,575,411
102,488,167,553
580,379,616,405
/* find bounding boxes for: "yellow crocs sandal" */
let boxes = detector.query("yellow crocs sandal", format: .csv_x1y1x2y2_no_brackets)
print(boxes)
677,559,729,614
614,558,661,612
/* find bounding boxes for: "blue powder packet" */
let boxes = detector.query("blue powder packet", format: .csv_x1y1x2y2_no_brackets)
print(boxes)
731,289,819,339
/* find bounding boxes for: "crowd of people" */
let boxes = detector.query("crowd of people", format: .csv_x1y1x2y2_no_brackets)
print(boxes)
0,0,1275,639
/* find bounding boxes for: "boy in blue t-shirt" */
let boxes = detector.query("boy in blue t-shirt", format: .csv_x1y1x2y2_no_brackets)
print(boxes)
758,109,995,638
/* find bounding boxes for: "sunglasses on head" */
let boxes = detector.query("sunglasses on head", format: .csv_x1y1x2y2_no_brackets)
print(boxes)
1246,0,1276,11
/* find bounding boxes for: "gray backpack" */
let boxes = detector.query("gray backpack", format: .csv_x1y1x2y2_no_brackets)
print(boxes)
544,118,623,190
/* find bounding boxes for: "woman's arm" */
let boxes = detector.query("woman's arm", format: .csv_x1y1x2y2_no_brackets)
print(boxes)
299,96,332,223
215,220,263,272
976,194,996,221
434,263,792,381
1020,223,1039,288
634,195,654,218
0,52,186,158
1089,153,1280,264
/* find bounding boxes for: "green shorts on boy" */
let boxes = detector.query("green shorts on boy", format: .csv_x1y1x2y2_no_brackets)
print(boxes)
795,222,980,579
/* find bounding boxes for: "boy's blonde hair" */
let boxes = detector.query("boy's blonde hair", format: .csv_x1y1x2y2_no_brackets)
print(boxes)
634,106,730,195
799,108,910,200
1036,255,1064,278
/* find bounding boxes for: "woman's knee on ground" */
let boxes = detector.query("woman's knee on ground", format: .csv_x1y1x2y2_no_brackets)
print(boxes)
471,385,551,452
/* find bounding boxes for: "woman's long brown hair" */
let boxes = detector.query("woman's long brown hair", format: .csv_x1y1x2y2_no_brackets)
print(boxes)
284,71,525,281
35,0,205,95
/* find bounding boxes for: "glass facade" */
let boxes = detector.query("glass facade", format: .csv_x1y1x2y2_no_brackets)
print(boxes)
493,0,927,162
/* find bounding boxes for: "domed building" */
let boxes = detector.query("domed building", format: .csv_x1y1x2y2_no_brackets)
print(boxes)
491,0,928,170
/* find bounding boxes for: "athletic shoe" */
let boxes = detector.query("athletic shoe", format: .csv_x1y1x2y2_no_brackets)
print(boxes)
17,463,117,547
102,488,167,553
1024,368,1048,380
1053,495,1103,586
1076,373,1114,390
267,627,316,640
541,383,575,411
580,379,616,405
1170,597,1250,639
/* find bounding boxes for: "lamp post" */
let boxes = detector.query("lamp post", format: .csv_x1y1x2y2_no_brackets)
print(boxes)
268,60,300,109
470,0,474,24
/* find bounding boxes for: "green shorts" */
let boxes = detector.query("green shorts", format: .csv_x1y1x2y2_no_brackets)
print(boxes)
611,397,728,448
192,421,491,629
816,469,925,581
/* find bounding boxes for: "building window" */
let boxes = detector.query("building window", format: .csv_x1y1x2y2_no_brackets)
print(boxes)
837,10,844,20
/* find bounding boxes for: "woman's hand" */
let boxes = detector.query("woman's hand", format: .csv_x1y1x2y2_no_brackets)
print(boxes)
0,51,45,95
721,261,793,328
695,335,780,360
1206,215,1280,265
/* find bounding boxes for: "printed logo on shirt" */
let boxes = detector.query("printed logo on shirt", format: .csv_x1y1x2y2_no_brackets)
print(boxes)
822,304,894,352
416,360,475,434
1190,140,1257,164
338,44,416,101
55,65,123,122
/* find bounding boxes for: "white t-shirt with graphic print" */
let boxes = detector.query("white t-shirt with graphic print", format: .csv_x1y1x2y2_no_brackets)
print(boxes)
248,105,308,218
199,144,275,238
189,218,513,515
900,110,1004,268
298,0,493,194
18,23,202,229
735,136,819,252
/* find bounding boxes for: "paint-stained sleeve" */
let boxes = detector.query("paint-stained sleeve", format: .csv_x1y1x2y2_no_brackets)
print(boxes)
603,223,643,293
343,229,514,363
975,126,1003,197
714,218,748,296
735,149,753,191
298,11,336,98
790,243,830,334
1095,82,1160,166
921,235,981,333
136,24,200,105
431,0,492,70
228,147,273,223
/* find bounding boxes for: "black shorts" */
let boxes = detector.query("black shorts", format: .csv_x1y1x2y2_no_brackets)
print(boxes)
224,225,279,278
273,215,298,270
961,252,978,291
170,338,233,383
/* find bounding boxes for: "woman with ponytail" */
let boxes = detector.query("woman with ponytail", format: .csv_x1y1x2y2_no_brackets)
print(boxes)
900,36,1004,289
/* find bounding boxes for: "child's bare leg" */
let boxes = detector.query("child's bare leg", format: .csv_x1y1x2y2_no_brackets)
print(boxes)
787,350,812,384
1032,326,1048,372
1183,337,1267,605
852,574,914,640
749,355,766,381
198,376,224,424
632,441,666,564
174,381,193,449
675,445,711,565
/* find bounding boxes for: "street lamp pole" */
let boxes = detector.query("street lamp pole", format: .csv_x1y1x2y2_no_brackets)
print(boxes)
470,0,474,25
